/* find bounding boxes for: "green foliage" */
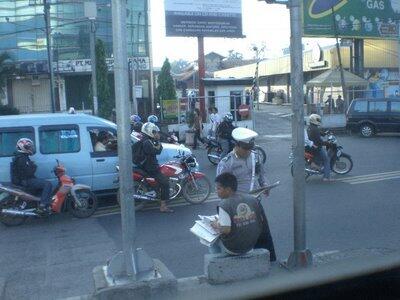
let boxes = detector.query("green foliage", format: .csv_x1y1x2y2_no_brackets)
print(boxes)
157,58,176,101
0,104,19,115
89,39,113,118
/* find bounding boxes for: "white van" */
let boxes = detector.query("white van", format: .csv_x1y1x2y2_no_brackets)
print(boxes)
0,113,192,196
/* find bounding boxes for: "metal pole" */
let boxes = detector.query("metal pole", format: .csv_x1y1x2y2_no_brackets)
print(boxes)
198,36,206,121
287,0,312,269
147,0,155,114
111,0,136,278
332,7,347,112
398,23,400,95
44,0,56,113
90,19,98,115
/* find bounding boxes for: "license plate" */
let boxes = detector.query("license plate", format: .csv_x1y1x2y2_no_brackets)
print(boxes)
337,150,342,157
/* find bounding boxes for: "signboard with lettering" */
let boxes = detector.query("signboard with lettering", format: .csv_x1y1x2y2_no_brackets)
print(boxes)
164,0,243,37
55,57,150,73
303,0,400,39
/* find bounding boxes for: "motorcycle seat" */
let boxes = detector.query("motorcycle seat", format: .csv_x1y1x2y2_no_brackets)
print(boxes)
132,168,149,177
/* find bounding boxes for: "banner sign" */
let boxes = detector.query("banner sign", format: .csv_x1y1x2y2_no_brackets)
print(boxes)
303,0,400,39
164,0,242,37
55,57,150,73
162,99,179,120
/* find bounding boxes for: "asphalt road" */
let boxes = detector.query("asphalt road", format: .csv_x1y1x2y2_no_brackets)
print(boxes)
1,106,400,299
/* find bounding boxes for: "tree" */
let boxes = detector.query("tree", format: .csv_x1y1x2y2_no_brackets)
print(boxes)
226,50,243,62
0,52,15,99
90,39,112,118
157,58,176,101
170,59,190,74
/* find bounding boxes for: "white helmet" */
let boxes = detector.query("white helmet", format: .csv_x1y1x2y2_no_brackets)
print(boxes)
232,127,258,150
141,122,160,138
309,114,322,126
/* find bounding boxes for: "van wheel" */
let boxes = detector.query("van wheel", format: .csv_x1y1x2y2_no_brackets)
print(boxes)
360,123,374,137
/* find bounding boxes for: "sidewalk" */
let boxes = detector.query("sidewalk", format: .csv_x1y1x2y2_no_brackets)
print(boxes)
61,248,399,300
258,102,347,132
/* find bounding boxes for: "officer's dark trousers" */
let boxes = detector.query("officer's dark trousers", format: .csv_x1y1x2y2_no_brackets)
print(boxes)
254,208,277,262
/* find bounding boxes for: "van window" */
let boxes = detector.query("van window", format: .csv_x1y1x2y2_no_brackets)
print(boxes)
0,127,35,157
87,127,118,153
39,125,80,154
390,101,400,113
369,101,387,112
353,101,367,113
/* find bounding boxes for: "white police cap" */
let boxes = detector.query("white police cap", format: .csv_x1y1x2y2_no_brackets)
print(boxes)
232,127,258,144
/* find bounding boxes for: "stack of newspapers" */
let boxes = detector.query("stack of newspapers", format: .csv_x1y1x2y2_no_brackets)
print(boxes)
190,215,220,247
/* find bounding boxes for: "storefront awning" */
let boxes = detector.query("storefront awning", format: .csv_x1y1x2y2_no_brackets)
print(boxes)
306,68,368,88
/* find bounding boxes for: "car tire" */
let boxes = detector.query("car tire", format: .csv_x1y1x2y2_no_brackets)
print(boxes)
359,123,374,137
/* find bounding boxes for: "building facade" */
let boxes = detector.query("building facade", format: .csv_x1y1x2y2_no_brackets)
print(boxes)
0,0,152,116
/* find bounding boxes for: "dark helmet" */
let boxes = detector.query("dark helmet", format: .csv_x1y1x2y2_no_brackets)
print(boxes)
132,121,143,133
16,138,35,155
223,113,234,123
130,114,141,124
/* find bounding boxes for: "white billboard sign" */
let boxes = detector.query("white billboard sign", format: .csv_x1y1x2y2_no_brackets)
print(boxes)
164,0,242,37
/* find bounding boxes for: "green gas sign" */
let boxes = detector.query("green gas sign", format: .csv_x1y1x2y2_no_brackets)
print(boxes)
303,0,400,39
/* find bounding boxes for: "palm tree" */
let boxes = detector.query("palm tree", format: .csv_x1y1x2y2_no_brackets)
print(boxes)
0,52,15,98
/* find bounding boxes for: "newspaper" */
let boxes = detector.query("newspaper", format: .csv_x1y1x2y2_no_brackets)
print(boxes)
190,214,220,247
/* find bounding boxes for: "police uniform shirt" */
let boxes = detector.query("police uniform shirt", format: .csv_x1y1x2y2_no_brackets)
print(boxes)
217,150,266,193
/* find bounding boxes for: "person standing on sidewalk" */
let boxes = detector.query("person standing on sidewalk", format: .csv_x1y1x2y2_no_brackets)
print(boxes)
216,127,277,261
209,107,221,137
193,108,205,150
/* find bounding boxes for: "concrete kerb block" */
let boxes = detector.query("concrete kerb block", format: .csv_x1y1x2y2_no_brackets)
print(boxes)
204,248,270,284
91,259,177,300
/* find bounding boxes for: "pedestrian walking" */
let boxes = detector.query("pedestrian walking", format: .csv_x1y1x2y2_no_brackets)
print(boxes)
216,127,277,261
336,95,344,113
193,108,205,150
324,95,335,114
209,107,221,137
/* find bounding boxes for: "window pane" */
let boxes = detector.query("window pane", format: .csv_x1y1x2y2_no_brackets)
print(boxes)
391,102,400,113
40,128,80,154
369,101,387,112
353,101,367,113
0,130,35,157
87,128,117,152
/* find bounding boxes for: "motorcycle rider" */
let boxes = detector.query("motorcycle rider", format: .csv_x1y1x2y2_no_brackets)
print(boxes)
216,113,235,159
141,122,173,213
216,127,276,262
11,138,53,212
130,114,143,139
307,114,332,181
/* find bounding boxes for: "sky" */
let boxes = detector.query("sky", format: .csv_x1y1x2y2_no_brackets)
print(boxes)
150,1,335,67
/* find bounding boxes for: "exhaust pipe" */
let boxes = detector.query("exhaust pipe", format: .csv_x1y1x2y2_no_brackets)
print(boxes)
1,209,37,217
305,168,320,175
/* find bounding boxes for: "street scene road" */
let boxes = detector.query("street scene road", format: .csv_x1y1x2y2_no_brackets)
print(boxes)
1,105,400,299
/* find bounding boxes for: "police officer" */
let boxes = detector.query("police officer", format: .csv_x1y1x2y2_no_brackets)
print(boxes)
216,127,276,261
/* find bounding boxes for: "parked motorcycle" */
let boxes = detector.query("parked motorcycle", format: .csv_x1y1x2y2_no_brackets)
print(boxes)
205,135,267,165
289,132,353,180
116,153,211,210
0,160,97,226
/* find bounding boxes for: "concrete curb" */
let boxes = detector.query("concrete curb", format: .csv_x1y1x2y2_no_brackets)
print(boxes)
92,259,177,300
0,277,5,300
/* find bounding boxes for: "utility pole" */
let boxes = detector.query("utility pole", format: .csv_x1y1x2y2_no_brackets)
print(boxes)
85,2,98,116
287,0,312,269
252,45,264,110
198,36,206,121
332,7,347,111
44,0,56,113
90,20,98,115
107,0,154,281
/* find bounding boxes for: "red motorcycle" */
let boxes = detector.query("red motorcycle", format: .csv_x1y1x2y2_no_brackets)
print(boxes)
0,160,97,226
116,153,211,210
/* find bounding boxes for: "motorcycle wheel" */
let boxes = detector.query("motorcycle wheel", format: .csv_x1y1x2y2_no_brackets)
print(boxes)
331,153,353,175
182,176,211,204
254,146,267,164
69,189,98,218
0,195,27,226
207,147,221,165
116,182,146,211
290,164,310,180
